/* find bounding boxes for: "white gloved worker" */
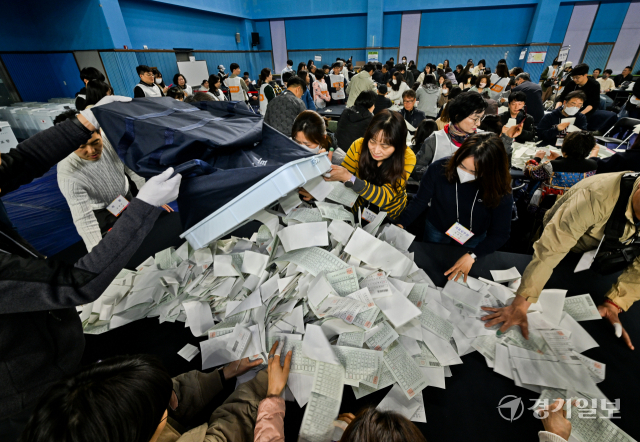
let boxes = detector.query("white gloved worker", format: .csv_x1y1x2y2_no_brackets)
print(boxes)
79,95,132,131
136,167,182,208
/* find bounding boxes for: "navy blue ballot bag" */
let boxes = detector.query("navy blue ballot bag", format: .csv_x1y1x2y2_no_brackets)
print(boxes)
92,97,313,229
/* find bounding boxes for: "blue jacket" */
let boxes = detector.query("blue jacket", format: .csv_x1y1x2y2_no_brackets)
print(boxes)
301,88,316,111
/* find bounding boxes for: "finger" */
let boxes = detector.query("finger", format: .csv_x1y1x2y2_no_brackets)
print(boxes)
621,328,634,350
613,322,623,338
276,339,285,357
157,167,175,180
484,317,506,327
463,272,468,283
499,321,512,333
249,358,263,367
273,353,281,369
481,307,500,313
521,319,530,340
282,350,292,376
454,272,461,282
269,341,278,356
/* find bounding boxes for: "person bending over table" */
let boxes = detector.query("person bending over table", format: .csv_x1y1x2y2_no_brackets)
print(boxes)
307,110,416,221
481,172,640,350
291,110,340,161
397,133,513,282
595,134,640,174
20,350,277,442
537,91,589,147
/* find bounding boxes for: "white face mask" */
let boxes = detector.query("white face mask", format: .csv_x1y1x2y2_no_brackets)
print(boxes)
392,79,397,84
442,88,448,94
155,78,162,84
564,105,580,116
479,83,487,88
457,167,476,183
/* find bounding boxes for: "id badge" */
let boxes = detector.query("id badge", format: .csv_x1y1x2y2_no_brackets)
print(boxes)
555,137,564,147
362,208,377,223
445,222,474,245
106,195,129,217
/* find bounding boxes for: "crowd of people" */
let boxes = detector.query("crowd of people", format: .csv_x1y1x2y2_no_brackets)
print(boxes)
0,54,639,442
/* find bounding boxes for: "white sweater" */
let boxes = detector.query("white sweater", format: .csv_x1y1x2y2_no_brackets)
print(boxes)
57,131,146,252
388,81,411,105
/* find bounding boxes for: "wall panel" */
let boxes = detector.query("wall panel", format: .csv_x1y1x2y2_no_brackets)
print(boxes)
582,44,613,71
285,15,368,50
194,52,272,81
100,51,140,97
417,46,523,73
135,52,180,84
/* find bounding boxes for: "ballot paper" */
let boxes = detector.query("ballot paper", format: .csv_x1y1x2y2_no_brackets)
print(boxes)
337,331,365,348
365,321,399,351
418,303,454,341
375,292,421,328
360,271,392,298
182,301,215,337
563,294,601,321
278,191,304,214
540,329,575,362
573,353,605,382
277,222,329,252
304,175,334,202
377,383,421,419
505,118,517,128
325,266,359,296
325,181,359,207
299,361,345,442
383,341,429,399
267,336,317,374
344,228,414,277
226,324,252,359
177,343,200,362
316,296,370,324
274,247,349,276
316,201,354,224
302,324,341,366
333,345,382,387
327,220,355,245
490,267,522,283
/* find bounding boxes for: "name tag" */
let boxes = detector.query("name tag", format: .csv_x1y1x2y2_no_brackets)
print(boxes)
362,208,377,223
446,222,475,245
555,137,564,147
106,195,129,217
229,86,240,93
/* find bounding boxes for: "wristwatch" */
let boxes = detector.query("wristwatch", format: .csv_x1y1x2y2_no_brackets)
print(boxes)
468,252,478,262
344,174,356,188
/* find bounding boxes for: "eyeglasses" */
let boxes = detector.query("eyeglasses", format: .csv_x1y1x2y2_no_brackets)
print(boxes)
141,72,154,78
403,100,415,103
466,115,483,124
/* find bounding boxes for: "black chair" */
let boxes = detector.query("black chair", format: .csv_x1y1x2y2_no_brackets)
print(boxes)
594,116,640,151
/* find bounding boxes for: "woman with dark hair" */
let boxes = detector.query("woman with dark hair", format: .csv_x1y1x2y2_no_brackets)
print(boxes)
437,79,453,108
488,63,510,101
387,72,410,105
336,90,376,152
166,85,185,101
416,74,440,118
297,70,316,111
414,91,519,180
416,64,434,84
206,74,226,101
297,62,307,73
443,59,450,70
340,408,426,442
595,133,640,173
412,119,438,152
320,110,416,219
291,110,339,155
398,133,513,280
469,74,491,95
525,131,599,210
307,59,315,69
200,79,209,91
312,69,331,109
19,347,283,442
257,68,276,115
172,73,192,97
84,80,112,107
151,68,169,94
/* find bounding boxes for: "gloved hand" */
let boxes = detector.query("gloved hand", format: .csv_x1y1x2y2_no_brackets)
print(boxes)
136,168,182,207
79,95,132,131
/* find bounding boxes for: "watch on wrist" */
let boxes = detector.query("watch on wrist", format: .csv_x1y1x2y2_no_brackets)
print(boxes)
468,252,477,262
344,174,356,188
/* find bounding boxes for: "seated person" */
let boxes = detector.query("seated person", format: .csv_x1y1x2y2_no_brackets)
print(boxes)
398,133,513,281
525,131,599,211
134,65,164,98
414,91,518,180
415,74,440,119
613,66,633,87
20,352,272,442
172,74,192,97
291,110,339,157
84,80,113,108
596,134,640,174
336,90,376,153
482,170,640,350
186,92,215,103
264,76,307,136
244,77,260,101
373,84,392,115
54,110,171,252
537,90,588,146
166,85,185,101
399,90,426,131
499,91,535,143
555,63,617,133
206,75,227,101
411,119,438,154
438,80,453,108
511,72,545,124
468,74,491,95
387,72,410,106
597,69,615,110
303,110,416,220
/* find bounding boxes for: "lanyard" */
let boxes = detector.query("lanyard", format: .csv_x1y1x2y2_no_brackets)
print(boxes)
455,183,479,231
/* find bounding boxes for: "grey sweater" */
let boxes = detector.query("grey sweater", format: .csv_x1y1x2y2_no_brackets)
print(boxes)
263,90,307,136
0,119,161,419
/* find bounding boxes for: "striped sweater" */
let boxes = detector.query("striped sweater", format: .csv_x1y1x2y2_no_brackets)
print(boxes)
57,132,147,252
342,138,416,220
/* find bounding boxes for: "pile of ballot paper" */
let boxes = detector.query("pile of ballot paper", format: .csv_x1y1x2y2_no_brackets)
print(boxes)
80,184,634,442
511,141,615,170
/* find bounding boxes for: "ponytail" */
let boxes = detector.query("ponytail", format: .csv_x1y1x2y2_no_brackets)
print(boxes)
258,68,272,88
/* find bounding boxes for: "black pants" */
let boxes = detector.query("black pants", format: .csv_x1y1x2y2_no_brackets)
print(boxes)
0,404,36,442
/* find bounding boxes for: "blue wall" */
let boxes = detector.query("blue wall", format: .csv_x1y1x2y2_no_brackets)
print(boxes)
382,13,402,47
0,0,114,51
119,0,252,50
419,5,537,46
285,15,368,49
588,1,629,43
1,53,84,101
549,3,573,44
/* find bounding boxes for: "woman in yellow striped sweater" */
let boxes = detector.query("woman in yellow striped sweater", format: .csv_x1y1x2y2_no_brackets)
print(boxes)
324,109,416,220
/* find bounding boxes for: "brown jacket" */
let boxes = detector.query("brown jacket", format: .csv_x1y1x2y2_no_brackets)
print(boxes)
158,369,268,442
517,172,640,310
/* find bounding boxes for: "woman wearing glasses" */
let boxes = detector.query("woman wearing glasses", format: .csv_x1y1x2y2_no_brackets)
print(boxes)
398,133,513,282
413,92,519,181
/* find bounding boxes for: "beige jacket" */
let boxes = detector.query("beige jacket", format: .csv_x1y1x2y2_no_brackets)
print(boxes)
517,172,640,310
346,70,376,107
158,369,268,442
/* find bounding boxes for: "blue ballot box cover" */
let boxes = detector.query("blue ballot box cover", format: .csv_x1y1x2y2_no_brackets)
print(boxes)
92,98,313,229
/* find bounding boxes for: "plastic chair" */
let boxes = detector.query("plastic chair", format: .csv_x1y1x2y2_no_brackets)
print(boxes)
594,116,640,151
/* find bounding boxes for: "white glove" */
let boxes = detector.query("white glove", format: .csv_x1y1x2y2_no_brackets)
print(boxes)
79,95,132,131
136,167,182,207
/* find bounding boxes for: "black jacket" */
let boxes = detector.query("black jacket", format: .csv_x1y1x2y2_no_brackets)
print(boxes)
536,107,588,146
336,105,373,151
399,107,426,131
0,120,161,419
373,94,392,115
75,87,87,111
372,70,385,84
499,112,536,143
557,78,600,116
512,81,545,124
614,73,634,87
596,149,640,174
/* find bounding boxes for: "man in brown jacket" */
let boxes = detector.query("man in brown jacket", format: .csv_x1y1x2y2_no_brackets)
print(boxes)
481,172,640,350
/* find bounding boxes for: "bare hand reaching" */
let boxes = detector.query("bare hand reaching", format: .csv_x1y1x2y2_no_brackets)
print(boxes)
267,341,292,397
